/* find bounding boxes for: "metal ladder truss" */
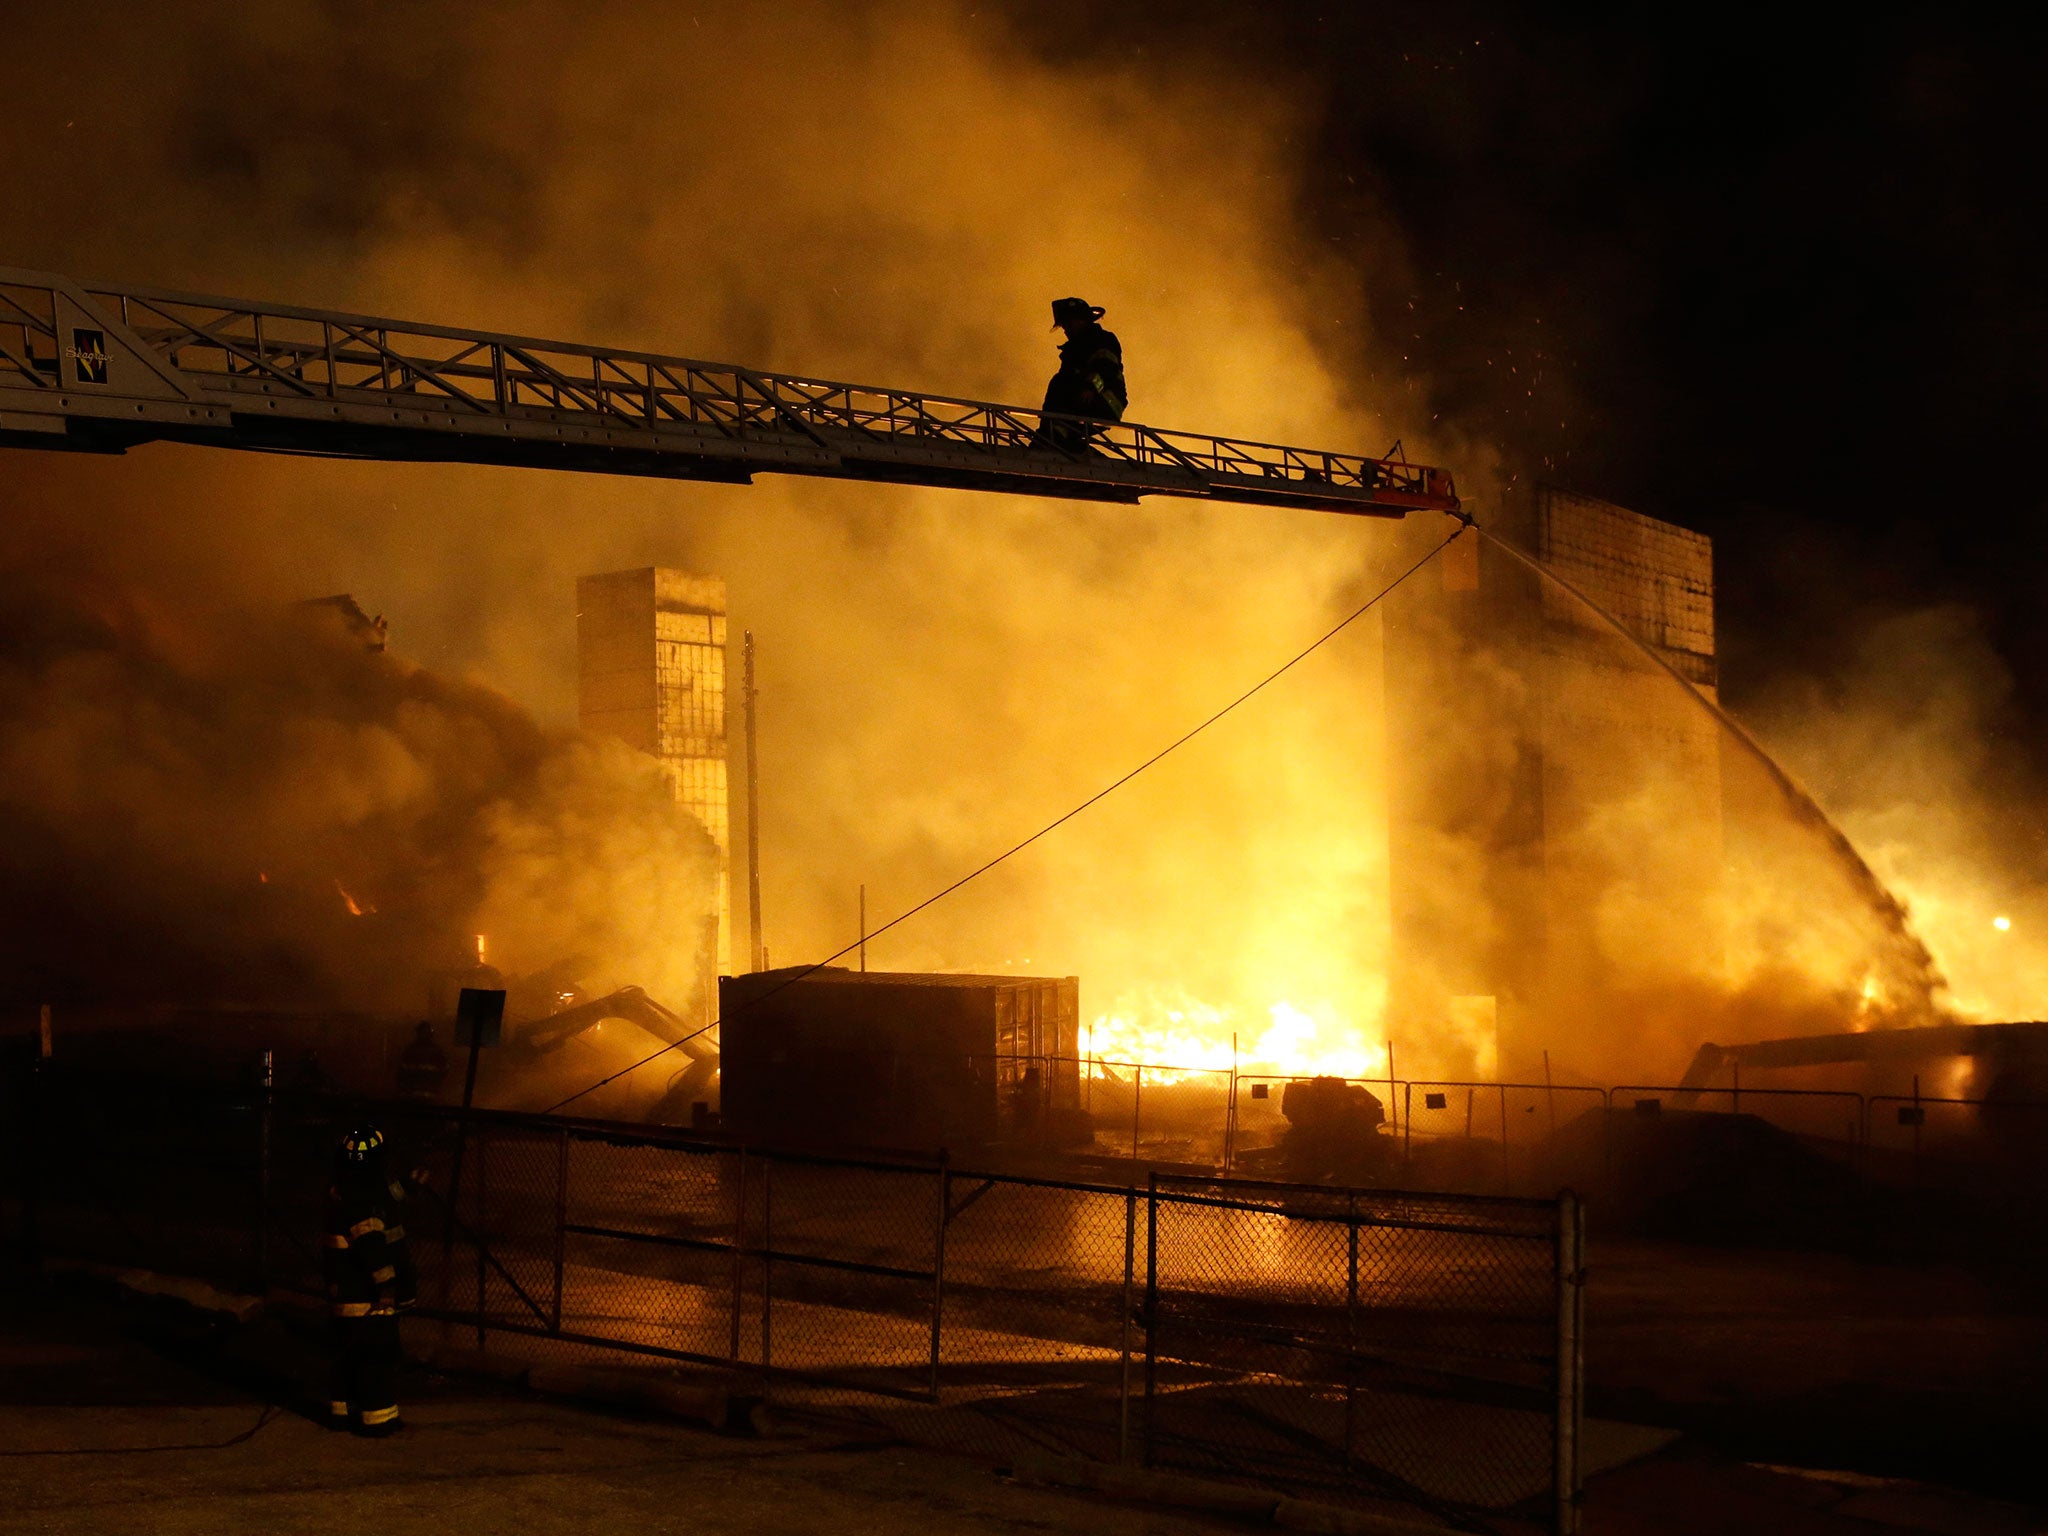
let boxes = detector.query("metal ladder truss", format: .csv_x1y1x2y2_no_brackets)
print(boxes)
0,267,1456,518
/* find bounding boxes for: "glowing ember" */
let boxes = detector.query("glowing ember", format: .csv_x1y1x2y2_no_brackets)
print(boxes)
1993,915,2011,932
1084,988,1389,1084
334,878,374,916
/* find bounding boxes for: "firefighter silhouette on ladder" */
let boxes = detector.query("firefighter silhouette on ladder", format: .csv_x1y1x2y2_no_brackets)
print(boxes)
1031,296,1127,452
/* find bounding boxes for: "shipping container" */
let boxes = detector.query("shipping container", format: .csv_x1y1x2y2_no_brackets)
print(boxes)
718,968,1080,1152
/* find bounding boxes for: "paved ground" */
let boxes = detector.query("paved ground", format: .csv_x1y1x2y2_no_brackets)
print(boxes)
1588,1240,2048,1499
0,1283,1237,1536
1,1276,2041,1536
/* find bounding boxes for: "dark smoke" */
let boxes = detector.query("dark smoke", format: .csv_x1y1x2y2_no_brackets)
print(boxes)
0,571,715,1017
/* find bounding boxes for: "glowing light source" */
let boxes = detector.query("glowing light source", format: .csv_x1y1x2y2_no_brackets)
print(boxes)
1083,989,1389,1084
1993,915,2011,932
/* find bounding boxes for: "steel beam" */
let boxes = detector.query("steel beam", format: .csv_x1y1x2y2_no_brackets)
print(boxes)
0,267,1458,518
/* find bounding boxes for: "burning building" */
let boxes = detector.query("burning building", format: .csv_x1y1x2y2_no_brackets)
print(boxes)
578,568,733,1008
1385,487,1725,1080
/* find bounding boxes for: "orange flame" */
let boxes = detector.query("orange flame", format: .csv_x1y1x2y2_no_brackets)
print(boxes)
1084,987,1390,1085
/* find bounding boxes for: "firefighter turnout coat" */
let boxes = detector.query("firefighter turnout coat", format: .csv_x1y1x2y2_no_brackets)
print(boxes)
324,1168,418,1320
1040,324,1127,425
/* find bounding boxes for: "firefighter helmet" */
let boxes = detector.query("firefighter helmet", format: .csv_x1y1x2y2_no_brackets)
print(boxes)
337,1126,387,1165
1051,296,1106,330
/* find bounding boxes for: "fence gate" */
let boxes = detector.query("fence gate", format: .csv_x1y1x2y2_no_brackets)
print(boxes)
1144,1175,1582,1533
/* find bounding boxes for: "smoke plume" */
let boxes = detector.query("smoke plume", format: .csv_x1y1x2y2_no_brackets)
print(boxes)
1748,604,2048,1026
0,570,715,1016
0,2,1961,1086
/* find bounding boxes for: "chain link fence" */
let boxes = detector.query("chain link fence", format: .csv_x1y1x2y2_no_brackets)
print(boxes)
1145,1176,1578,1531
818,1052,2048,1202
3,1061,1586,1533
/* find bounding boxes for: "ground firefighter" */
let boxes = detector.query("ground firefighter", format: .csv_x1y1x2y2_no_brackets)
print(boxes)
1031,296,1126,451
323,1125,417,1436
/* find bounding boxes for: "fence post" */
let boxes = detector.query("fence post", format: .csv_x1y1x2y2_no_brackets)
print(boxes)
1553,1190,1585,1535
1131,1066,1143,1168
440,1115,467,1312
759,1158,773,1376
1118,1187,1136,1465
729,1152,747,1364
1499,1085,1511,1191
1912,1073,1923,1174
20,1058,42,1267
1143,1171,1159,1467
254,1048,273,1293
1345,1191,1359,1469
1600,1088,1613,1181
929,1159,948,1404
1402,1082,1413,1167
1386,1042,1397,1139
474,1129,489,1351
1544,1051,1558,1141
551,1128,568,1334
1225,1042,1238,1174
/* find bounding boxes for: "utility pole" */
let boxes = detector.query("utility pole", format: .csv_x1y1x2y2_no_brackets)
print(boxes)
743,630,764,972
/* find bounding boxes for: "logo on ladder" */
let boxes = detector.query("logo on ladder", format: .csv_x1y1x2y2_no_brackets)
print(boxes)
67,328,109,385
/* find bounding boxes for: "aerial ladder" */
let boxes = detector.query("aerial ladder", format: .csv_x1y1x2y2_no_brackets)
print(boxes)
0,267,1458,518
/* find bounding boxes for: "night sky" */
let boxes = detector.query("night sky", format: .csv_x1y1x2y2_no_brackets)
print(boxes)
5,6,2045,786
1022,5,2048,726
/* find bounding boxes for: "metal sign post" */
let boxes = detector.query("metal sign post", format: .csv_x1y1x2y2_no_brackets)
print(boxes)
455,986,505,1094
441,988,505,1308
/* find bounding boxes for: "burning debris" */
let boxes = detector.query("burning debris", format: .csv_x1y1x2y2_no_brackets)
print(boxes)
0,578,717,1026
